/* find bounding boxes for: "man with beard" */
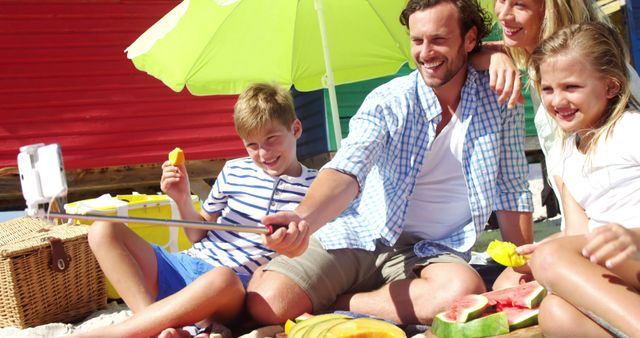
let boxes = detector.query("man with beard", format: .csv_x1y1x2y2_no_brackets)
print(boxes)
247,0,534,326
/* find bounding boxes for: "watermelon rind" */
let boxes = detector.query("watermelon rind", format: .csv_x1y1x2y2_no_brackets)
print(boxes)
432,311,509,338
484,281,547,309
502,307,539,330
522,284,547,308
445,294,490,323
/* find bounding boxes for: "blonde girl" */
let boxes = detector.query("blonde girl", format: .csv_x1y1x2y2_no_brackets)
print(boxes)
525,22,640,338
489,0,640,290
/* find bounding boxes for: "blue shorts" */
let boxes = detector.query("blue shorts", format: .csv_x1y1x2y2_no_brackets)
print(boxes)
151,244,252,301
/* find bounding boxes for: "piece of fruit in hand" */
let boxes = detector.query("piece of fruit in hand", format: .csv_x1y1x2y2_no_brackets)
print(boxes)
487,240,528,268
168,147,185,166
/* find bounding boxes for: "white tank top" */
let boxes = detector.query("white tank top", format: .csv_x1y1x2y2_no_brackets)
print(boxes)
403,109,472,240
560,112,640,231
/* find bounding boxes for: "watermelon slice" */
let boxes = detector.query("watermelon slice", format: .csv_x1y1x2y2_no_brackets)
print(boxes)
444,294,490,323
432,311,509,338
483,281,547,309
500,306,539,330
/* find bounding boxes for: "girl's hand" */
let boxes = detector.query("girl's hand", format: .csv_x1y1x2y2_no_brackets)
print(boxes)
515,242,539,256
582,223,640,268
509,242,537,274
488,52,525,109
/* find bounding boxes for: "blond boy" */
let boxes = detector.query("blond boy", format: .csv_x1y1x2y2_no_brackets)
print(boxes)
71,83,316,338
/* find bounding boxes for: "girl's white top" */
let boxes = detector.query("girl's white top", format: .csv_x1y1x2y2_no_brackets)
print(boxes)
533,64,640,228
559,111,640,231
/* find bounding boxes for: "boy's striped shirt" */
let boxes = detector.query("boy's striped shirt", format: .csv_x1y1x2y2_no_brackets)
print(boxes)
185,157,316,275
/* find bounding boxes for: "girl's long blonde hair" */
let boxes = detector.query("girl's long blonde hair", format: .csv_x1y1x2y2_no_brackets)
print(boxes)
502,0,608,68
529,22,638,157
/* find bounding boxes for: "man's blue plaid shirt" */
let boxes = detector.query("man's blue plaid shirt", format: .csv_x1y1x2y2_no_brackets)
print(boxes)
314,66,533,260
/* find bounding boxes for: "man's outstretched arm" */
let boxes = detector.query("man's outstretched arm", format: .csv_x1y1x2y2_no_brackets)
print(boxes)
262,168,359,257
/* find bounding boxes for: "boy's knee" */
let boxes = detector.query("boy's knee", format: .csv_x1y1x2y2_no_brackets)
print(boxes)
246,270,311,324
214,267,245,295
87,221,130,253
87,221,114,249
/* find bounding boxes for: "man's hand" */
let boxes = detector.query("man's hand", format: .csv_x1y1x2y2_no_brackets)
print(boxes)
582,223,640,268
262,212,310,258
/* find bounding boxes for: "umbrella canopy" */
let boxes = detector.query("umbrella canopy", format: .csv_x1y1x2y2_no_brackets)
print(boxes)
126,0,412,146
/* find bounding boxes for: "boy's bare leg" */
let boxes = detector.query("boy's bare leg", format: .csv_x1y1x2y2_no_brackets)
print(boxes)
530,236,640,337
88,221,159,312
69,267,245,338
246,266,313,324
331,262,485,324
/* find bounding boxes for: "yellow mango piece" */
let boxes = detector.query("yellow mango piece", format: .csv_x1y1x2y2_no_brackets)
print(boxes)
168,147,185,166
322,317,406,338
284,319,296,335
487,240,528,268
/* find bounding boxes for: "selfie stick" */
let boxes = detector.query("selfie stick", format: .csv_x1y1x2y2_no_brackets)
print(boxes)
44,212,277,234
17,143,282,235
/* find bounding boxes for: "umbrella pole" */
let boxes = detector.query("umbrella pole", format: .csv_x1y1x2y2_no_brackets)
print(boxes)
314,0,343,150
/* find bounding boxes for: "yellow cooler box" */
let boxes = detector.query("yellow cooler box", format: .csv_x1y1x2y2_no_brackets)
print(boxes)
64,193,201,298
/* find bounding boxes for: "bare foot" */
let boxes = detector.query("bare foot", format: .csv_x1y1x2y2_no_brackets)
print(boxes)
155,327,191,338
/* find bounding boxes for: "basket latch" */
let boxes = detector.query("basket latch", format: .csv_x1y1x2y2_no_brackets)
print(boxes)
46,237,71,272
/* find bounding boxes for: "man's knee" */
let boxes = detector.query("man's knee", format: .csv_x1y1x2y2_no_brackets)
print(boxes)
492,268,533,291
426,263,486,294
414,263,485,323
246,269,312,324
443,272,485,301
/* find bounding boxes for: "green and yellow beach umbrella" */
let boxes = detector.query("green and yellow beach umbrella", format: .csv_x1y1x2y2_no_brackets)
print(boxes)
126,0,413,147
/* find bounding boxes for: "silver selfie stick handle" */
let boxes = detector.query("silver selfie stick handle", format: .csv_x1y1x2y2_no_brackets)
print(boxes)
46,212,278,234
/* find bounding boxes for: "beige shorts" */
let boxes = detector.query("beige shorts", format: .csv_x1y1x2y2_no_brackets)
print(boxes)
263,233,468,312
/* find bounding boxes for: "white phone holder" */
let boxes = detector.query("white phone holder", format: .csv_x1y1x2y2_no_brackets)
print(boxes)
17,143,68,218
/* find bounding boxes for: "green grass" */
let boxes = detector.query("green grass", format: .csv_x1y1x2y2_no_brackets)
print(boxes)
473,217,561,252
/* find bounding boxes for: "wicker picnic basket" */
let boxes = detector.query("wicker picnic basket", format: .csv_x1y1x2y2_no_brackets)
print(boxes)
0,217,107,328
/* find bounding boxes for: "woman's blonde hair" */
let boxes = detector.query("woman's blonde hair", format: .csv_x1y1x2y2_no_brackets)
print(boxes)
233,83,296,139
501,0,608,68
529,22,638,156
